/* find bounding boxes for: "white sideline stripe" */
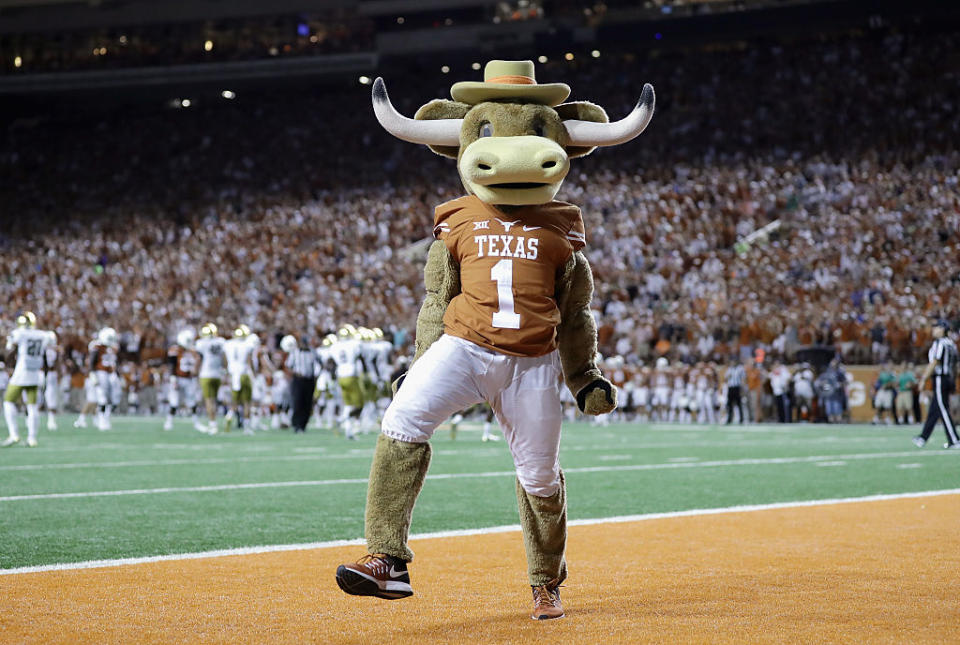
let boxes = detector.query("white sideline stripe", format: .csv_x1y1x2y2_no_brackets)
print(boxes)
3,488,958,576
2,450,958,502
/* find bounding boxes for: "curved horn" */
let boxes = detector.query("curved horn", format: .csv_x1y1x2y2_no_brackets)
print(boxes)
565,83,655,148
372,77,463,146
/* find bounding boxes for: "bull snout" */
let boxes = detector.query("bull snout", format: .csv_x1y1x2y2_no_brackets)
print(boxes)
460,136,570,188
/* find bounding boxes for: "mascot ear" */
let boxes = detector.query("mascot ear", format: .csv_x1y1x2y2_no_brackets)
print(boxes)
415,99,470,159
556,101,609,158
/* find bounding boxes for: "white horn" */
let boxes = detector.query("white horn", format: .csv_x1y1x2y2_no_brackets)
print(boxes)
565,83,655,148
372,77,463,146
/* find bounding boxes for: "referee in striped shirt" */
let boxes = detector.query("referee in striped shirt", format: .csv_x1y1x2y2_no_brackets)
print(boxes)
913,319,959,449
725,360,747,424
286,337,317,434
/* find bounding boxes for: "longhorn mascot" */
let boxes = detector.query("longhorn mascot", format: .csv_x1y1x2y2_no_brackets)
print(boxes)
336,60,654,620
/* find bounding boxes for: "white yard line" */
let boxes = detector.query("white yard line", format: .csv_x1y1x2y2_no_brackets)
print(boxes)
1,450,956,502
3,488,957,576
0,436,910,471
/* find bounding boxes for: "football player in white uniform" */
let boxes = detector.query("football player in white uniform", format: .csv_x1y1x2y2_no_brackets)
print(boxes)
87,327,121,430
3,312,56,447
195,323,226,434
357,328,383,433
42,342,61,430
694,362,718,425
652,357,672,422
313,334,340,430
332,325,365,439
223,325,259,435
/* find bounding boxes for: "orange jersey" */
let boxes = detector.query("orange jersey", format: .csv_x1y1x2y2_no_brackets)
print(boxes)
434,195,586,358
168,345,200,378
90,342,118,373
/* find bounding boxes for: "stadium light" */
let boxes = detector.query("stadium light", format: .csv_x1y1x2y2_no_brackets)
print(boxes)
221,90,236,100
181,98,192,108
591,50,600,58
538,55,547,64
471,62,481,70
358,76,372,85
564,52,574,61
441,65,450,74
14,56,22,68
204,40,214,52
396,16,405,24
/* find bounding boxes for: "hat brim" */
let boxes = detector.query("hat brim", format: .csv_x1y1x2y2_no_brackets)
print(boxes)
450,81,571,107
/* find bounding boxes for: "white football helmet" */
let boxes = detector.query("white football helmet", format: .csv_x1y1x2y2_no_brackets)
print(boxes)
98,327,118,347
280,335,297,353
234,324,251,339
177,327,196,349
200,323,218,338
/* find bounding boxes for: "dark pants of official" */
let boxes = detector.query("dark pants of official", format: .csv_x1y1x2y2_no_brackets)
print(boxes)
291,375,317,432
726,386,744,424
774,394,790,423
919,376,958,445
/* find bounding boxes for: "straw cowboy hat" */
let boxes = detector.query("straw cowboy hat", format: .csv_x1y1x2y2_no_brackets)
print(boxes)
450,60,571,106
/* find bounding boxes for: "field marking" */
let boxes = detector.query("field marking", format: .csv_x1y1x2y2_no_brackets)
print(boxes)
3,488,957,576
0,436,917,472
2,450,957,502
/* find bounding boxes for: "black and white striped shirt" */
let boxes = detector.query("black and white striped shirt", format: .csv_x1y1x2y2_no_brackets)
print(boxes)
286,347,316,378
929,337,958,378
726,364,746,388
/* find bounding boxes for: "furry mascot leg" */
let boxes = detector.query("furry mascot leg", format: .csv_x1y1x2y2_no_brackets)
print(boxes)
365,434,432,561
516,470,568,585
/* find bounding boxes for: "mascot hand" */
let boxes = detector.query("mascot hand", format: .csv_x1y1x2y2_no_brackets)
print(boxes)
576,378,617,415
392,372,407,396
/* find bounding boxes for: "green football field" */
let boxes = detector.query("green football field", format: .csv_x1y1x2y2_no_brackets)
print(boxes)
1,415,957,571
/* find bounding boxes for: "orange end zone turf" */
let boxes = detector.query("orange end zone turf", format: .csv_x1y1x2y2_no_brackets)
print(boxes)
3,495,958,644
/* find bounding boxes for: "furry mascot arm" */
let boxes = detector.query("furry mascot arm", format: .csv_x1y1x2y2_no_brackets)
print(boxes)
414,240,461,362
555,251,617,415
393,240,459,393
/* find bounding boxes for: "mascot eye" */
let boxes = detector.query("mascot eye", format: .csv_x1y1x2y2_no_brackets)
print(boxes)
479,122,493,138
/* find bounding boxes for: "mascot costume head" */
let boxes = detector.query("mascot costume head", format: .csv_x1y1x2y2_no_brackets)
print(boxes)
337,60,655,621
373,59,654,206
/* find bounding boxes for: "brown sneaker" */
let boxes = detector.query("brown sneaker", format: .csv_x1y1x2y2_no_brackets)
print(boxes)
335,553,413,600
531,579,564,620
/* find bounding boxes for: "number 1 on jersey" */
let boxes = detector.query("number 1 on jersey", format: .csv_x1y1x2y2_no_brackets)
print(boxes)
490,259,521,329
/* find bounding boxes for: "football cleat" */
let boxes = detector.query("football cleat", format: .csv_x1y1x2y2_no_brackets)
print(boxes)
26,438,38,448
73,417,88,428
912,436,925,448
531,580,564,620
163,418,174,431
336,554,413,600
1,436,20,448
944,442,960,450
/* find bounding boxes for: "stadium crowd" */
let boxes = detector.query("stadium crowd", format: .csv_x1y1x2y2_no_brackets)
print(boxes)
2,26,959,383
